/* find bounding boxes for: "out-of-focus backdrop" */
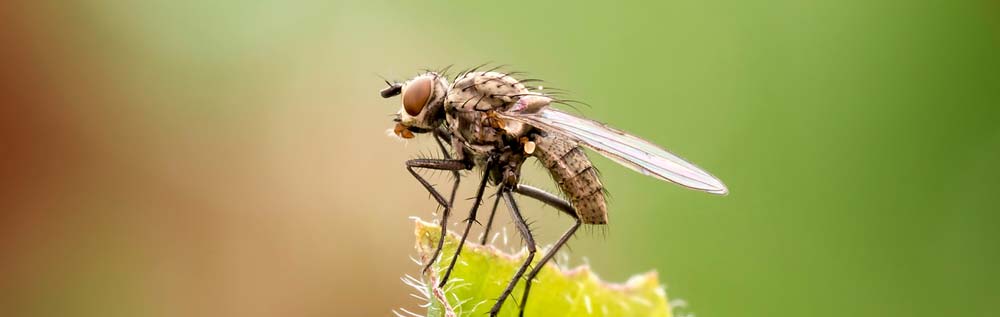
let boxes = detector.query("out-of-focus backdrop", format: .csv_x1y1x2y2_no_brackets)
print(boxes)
2,1,998,316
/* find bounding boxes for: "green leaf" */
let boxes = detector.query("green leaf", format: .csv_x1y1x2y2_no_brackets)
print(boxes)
403,218,672,317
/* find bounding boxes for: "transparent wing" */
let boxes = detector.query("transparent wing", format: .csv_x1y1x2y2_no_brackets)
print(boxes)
501,108,728,195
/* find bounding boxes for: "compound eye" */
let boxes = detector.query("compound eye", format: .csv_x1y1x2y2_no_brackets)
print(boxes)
402,76,433,116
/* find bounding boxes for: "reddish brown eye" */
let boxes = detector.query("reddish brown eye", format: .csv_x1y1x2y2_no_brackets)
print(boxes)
402,76,433,116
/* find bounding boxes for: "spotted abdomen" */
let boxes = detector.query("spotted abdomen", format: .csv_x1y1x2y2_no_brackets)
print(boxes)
532,133,608,224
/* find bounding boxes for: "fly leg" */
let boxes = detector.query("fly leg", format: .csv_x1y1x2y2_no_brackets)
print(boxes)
479,188,503,245
420,128,466,276
439,157,495,287
405,158,469,274
489,189,536,317
513,184,581,317
433,130,462,221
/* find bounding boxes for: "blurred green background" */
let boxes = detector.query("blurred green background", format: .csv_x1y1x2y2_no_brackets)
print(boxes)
2,1,998,316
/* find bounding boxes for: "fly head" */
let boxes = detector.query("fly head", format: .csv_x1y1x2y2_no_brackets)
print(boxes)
381,72,450,139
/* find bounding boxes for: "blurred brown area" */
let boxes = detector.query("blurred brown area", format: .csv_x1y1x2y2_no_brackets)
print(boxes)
0,2,456,316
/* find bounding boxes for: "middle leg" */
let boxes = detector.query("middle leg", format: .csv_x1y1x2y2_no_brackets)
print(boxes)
439,157,495,287
479,187,503,245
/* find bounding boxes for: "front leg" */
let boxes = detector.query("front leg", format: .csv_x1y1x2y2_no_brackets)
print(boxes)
405,158,469,274
433,131,462,218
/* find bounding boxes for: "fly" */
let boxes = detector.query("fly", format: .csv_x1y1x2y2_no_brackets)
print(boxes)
380,65,727,317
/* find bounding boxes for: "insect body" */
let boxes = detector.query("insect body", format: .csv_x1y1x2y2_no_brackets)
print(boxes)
381,67,726,317
532,133,608,224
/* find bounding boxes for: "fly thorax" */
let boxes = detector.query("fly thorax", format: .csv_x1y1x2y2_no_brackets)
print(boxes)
446,71,529,113
451,110,503,146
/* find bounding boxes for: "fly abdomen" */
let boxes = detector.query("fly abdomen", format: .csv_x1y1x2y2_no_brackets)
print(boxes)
532,133,608,224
